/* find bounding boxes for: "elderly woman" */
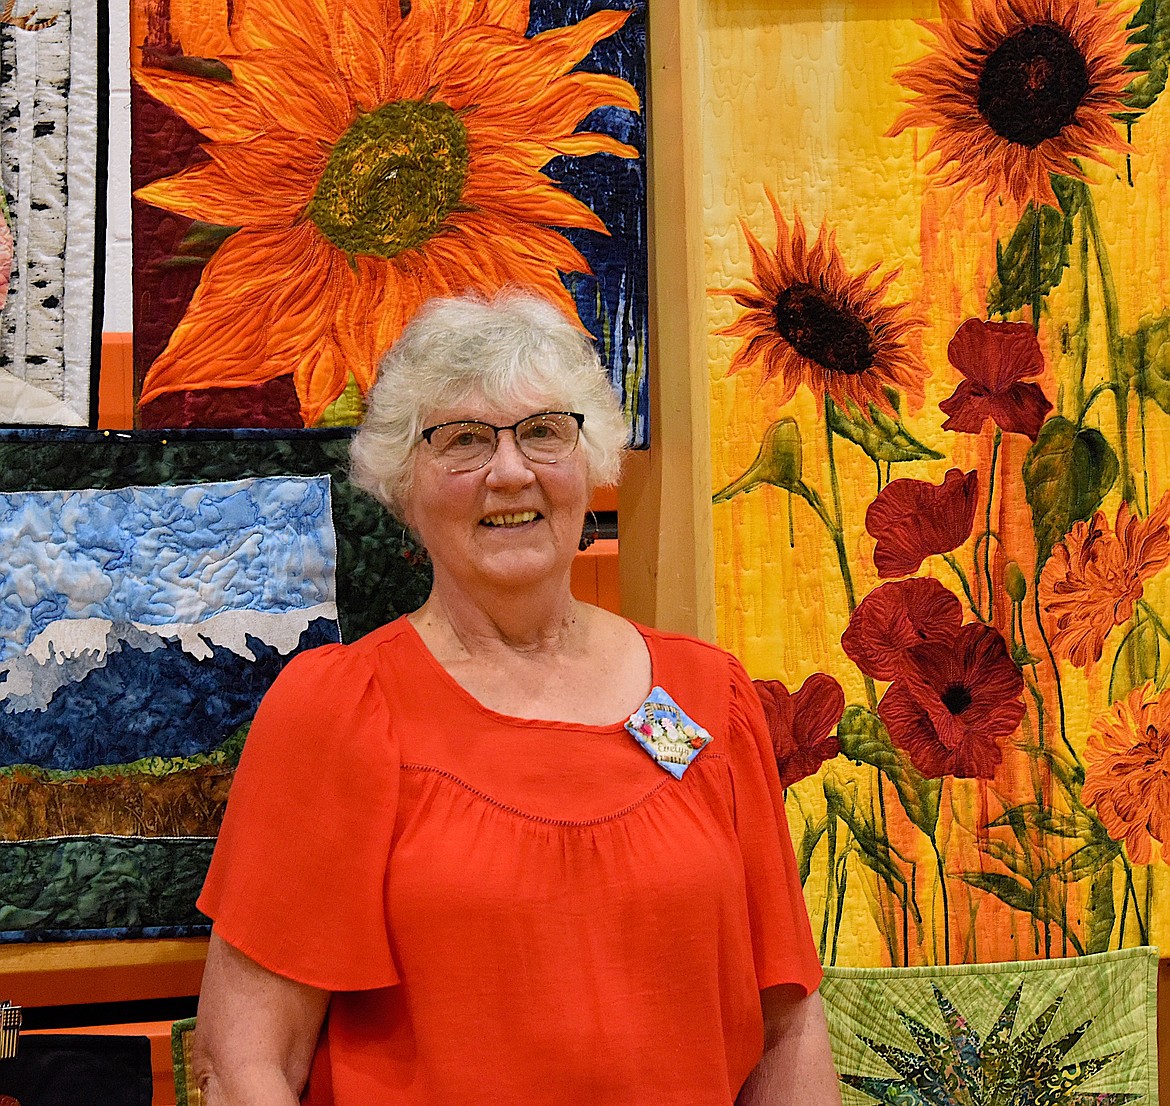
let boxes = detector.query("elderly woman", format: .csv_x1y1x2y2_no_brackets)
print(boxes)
193,291,841,1106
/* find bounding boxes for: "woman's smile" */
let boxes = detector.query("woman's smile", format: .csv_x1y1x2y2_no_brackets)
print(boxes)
481,510,541,528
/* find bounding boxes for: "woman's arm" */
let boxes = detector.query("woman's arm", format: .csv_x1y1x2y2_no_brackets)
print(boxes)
737,984,843,1106
193,933,331,1106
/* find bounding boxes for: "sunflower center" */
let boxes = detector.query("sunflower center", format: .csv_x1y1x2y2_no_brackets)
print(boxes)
942,683,973,715
308,100,470,258
772,282,874,376
976,24,1089,148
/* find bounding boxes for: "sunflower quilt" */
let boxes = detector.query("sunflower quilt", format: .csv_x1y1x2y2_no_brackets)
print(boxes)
707,1,1170,965
128,0,648,443
822,947,1159,1106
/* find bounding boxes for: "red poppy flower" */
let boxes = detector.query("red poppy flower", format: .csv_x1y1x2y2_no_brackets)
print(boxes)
841,577,965,682
940,319,1053,440
865,468,979,578
842,578,1024,778
877,623,1025,779
754,673,845,788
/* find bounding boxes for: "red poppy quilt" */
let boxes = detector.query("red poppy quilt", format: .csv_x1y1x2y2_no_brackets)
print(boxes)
708,1,1170,966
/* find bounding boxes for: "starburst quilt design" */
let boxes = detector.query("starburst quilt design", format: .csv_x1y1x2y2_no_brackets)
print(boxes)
822,948,1158,1106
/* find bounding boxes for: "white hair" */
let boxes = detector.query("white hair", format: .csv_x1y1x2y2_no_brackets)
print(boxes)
350,290,629,517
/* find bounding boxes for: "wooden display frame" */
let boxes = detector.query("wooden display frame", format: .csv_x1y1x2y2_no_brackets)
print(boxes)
0,938,206,1008
618,0,716,642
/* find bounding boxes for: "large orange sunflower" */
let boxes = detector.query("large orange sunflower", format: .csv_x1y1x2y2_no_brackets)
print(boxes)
133,0,639,426
713,191,927,416
888,0,1132,209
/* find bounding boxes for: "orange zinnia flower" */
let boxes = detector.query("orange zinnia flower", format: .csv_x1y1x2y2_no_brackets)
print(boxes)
1084,682,1170,865
133,0,639,426
1039,492,1170,668
888,0,1132,210
713,191,927,416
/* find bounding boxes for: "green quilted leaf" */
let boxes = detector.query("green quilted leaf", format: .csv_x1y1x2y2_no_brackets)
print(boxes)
987,179,1083,317
1086,866,1117,954
712,418,803,502
1048,840,1122,883
797,817,827,886
1127,314,1170,416
835,706,942,837
826,398,943,465
1022,416,1119,569
823,780,910,907
986,803,1084,841
958,870,1036,914
1119,0,1170,123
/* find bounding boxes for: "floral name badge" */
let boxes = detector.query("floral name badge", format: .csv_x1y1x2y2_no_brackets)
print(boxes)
625,687,712,779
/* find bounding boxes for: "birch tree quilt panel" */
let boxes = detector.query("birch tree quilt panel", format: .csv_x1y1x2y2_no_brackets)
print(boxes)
0,473,340,939
0,0,102,426
129,0,648,444
707,1,1170,966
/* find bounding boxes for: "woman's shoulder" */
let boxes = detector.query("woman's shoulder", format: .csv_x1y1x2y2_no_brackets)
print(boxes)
263,616,418,703
630,619,741,679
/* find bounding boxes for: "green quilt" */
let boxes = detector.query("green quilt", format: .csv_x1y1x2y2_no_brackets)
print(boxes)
822,947,1159,1106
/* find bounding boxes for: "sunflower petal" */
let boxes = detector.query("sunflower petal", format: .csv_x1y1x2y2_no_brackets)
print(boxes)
134,137,321,226
130,65,267,141
139,225,343,405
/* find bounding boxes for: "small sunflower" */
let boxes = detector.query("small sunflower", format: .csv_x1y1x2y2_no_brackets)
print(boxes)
714,191,927,416
133,0,639,426
888,0,1132,210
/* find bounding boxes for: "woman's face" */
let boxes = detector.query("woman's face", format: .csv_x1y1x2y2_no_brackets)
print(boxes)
404,393,591,597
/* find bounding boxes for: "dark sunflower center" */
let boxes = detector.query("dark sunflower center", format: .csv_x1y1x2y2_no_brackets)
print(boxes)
976,24,1089,148
772,282,874,376
308,100,469,258
942,683,973,715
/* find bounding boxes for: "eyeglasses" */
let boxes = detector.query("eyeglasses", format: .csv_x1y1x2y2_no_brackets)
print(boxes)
419,411,585,473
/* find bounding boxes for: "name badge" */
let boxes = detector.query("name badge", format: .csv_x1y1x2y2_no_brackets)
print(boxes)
625,687,712,778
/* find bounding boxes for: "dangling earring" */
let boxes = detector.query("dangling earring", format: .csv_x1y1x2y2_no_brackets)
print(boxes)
578,511,599,552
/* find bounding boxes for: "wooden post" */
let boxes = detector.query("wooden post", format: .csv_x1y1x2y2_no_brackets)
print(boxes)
618,0,716,641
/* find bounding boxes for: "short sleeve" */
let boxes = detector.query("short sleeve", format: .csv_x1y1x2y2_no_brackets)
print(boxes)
726,655,823,995
197,643,400,992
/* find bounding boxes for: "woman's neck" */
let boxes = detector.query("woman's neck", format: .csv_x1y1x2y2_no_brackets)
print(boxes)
410,577,584,658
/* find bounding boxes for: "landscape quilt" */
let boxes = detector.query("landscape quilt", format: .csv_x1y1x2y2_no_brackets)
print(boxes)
0,429,431,940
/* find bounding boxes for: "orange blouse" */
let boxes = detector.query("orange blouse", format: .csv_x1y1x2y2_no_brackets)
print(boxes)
198,618,821,1105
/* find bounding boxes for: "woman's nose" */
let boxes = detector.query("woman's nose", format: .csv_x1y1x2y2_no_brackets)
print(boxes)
484,430,536,485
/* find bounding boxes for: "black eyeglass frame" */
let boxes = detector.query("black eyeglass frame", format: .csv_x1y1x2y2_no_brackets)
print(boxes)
419,411,586,471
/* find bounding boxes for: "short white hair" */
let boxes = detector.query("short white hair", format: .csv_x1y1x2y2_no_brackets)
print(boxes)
351,290,629,517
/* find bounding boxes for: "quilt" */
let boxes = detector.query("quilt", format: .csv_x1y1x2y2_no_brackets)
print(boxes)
0,0,103,426
822,947,1159,1106
708,1,1170,965
0,428,431,941
129,0,648,444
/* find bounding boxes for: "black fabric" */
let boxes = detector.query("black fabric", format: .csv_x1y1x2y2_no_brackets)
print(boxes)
0,1034,152,1105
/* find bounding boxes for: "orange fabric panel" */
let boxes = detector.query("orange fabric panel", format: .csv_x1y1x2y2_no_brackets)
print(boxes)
98,333,135,429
